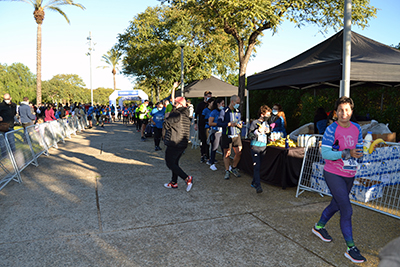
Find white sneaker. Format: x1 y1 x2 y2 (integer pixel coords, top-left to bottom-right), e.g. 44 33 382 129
210 164 217 171
229 165 232 171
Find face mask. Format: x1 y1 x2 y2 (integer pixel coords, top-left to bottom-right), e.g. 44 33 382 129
206 97 210 101
233 103 240 109
218 106 224 110
4 100 10 104
272 109 278 115
158 107 163 111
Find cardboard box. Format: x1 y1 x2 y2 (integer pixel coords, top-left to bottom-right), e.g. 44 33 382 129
372 133 396 142
350 178 383 203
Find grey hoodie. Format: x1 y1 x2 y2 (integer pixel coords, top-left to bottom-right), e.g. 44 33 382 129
19 101 36 123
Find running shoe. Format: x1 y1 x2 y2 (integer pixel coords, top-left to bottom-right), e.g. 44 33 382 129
206 160 212 166
210 164 217 171
256 186 263 193
345 246 366 263
164 182 178 189
230 167 241 177
141 137 146 142
157 146 162 151
312 224 332 242
186 176 193 192
224 170 230 180
200 156 206 163
251 181 256 188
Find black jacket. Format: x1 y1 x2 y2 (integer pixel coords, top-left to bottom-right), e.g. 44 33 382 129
163 107 191 149
0 101 17 128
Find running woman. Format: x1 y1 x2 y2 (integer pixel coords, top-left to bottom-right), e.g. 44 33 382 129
312 96 366 263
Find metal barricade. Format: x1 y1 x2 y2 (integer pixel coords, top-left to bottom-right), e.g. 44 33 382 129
40 122 58 149
296 135 400 219
67 117 77 136
189 119 200 149
26 124 48 158
5 128 38 174
0 134 21 190
79 116 86 130
74 116 82 132
58 119 70 139
49 120 65 144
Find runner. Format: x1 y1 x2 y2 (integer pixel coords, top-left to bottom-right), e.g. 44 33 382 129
312 96 366 263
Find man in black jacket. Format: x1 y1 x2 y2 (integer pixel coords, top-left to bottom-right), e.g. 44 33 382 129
163 97 193 192
0 93 17 131
0 93 17 155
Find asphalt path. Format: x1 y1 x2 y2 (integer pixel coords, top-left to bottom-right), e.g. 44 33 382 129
0 121 399 266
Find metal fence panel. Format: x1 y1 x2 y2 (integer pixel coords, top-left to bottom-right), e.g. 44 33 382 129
26 124 48 158
296 135 400 219
0 134 20 191
40 122 57 149
49 120 64 144
5 129 37 173
66 117 77 137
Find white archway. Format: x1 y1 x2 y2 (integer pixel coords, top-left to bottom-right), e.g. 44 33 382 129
109 89 148 107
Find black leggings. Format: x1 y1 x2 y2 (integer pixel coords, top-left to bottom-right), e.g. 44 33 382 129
153 127 162 147
165 146 188 183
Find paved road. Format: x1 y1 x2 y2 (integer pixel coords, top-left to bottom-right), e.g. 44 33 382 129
0 122 399 266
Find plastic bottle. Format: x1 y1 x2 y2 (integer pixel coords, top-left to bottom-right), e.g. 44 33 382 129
363 131 373 154
285 135 290 149
332 140 339 151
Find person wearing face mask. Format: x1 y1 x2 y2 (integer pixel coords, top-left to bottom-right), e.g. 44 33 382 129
0 93 17 132
150 102 166 151
0 93 17 156
162 97 193 192
207 98 225 171
195 91 212 163
218 95 243 179
248 105 272 193
268 103 287 138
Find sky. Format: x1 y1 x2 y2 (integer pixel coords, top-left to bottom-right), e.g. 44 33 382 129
0 0 399 91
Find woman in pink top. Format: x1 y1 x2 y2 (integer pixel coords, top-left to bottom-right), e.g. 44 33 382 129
311 96 366 263
44 104 56 122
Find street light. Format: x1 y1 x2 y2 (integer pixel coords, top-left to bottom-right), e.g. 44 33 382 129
86 31 96 105
177 40 185 98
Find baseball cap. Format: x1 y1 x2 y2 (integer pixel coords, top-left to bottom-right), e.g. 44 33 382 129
174 97 186 107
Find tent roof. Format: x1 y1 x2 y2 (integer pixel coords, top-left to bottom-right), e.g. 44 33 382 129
247 30 400 91
175 75 240 98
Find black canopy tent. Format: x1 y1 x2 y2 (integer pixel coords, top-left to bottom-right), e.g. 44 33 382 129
247 30 400 91
175 75 241 98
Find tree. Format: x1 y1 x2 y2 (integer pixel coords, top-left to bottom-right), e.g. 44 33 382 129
4 0 85 104
0 62 36 103
42 74 85 104
98 48 122 91
163 0 377 110
117 5 238 97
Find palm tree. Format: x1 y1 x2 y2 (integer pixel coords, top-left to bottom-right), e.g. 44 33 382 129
98 48 122 90
6 0 85 104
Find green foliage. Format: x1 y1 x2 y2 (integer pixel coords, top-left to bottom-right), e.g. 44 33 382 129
163 0 377 110
116 5 238 96
0 62 36 103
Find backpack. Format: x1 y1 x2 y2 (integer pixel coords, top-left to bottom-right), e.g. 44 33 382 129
144 124 153 137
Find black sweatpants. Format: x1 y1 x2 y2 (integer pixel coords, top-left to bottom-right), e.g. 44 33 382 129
153 127 162 147
165 146 188 183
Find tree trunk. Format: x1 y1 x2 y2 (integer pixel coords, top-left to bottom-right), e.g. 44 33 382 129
36 23 42 105
112 69 116 90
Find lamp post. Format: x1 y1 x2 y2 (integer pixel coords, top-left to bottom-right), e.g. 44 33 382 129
86 31 95 105
178 40 185 98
